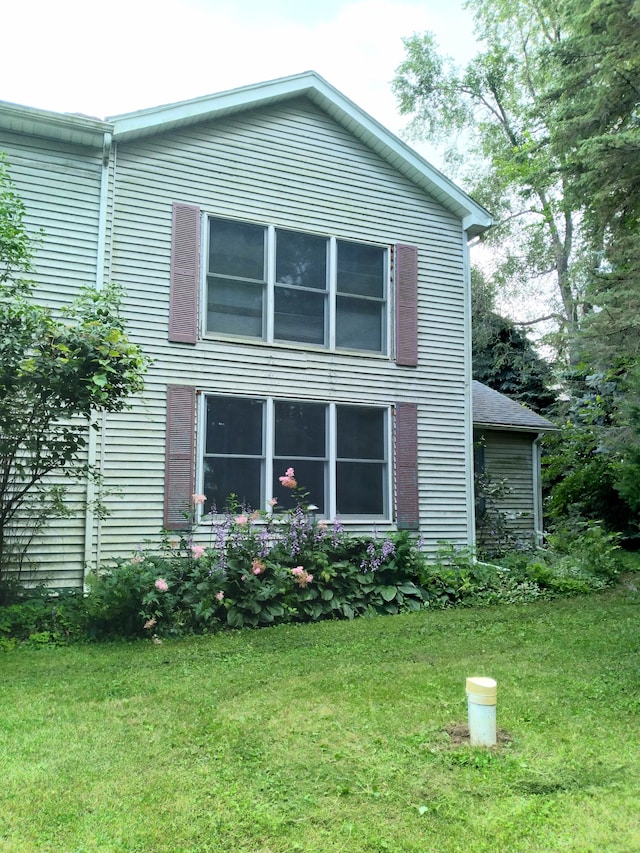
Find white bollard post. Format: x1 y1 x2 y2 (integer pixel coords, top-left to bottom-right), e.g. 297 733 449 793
466 676 497 747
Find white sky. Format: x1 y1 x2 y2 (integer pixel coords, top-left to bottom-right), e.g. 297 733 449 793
1 0 479 171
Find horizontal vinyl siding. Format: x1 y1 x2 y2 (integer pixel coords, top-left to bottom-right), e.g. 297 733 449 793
98 100 470 561
480 430 536 538
0 133 103 587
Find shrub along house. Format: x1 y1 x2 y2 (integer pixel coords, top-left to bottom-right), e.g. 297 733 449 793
0 72 496 589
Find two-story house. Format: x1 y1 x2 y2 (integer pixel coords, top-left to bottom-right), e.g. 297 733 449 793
0 71 495 589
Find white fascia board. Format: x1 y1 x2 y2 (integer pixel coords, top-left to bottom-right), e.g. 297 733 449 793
0 100 110 148
109 71 493 234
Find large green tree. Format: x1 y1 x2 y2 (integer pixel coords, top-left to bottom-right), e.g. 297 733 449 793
0 156 148 583
546 0 640 367
393 0 587 353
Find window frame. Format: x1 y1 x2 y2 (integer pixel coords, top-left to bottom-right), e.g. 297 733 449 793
196 393 392 521
202 215 390 356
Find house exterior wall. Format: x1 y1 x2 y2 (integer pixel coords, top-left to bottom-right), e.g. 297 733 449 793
475 428 538 543
0 130 104 586
95 100 473 564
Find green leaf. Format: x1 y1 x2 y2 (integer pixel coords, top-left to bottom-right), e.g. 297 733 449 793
380 586 398 602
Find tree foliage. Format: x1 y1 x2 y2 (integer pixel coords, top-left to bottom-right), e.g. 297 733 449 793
546 0 640 368
0 156 148 581
471 268 556 413
393 0 587 348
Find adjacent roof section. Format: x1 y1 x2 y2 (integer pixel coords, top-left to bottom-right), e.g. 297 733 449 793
0 100 109 149
108 71 493 238
472 381 557 432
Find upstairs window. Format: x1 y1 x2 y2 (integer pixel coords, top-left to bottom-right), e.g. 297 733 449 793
206 217 387 354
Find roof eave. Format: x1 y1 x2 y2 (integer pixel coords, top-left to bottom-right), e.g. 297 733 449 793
109 71 493 233
0 100 110 148
473 421 559 433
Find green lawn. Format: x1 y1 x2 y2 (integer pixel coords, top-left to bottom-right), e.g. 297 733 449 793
1 587 639 852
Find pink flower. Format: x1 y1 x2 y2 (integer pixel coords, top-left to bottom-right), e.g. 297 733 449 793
278 468 297 489
235 514 248 525
155 578 168 592
191 544 205 559
279 476 297 489
268 498 278 507
291 565 313 587
192 493 207 505
252 558 266 575
131 553 144 565
250 510 261 521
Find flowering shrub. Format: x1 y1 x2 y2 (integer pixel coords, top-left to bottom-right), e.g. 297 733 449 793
85 468 430 636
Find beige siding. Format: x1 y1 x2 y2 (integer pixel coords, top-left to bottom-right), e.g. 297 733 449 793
477 429 537 541
96 100 471 563
0 131 104 587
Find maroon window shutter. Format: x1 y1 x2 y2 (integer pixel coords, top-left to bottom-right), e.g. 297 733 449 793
395 244 418 367
396 402 419 530
164 385 196 530
169 202 201 344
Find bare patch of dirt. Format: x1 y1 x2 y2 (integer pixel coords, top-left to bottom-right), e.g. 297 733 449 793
445 722 513 745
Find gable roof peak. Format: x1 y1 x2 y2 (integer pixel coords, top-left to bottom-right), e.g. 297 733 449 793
108 71 492 237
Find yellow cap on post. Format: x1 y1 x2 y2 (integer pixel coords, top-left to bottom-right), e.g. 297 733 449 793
466 676 497 706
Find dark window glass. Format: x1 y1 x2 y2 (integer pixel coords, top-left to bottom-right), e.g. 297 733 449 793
276 231 327 290
209 218 265 280
336 462 385 515
337 406 385 460
272 459 326 513
207 278 263 337
275 402 326 457
336 296 383 351
206 397 263 455
203 457 262 513
337 241 384 298
274 288 326 345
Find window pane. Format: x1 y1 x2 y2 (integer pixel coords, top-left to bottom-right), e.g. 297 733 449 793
336 296 383 352
275 401 326 457
274 287 326 345
337 406 385 459
276 230 327 290
206 397 263 455
337 461 385 515
337 241 384 298
204 457 262 513
272 459 326 513
208 277 263 337
209 218 265 280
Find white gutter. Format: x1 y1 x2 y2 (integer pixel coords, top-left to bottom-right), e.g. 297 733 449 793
83 131 112 581
532 433 544 546
462 225 476 548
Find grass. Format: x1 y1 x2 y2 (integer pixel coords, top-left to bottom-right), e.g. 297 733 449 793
1 585 639 852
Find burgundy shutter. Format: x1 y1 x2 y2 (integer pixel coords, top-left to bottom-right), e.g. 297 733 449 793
169 202 201 344
395 244 418 367
396 402 419 530
164 385 196 530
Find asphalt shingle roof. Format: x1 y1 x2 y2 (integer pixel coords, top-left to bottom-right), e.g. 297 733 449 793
472 381 557 432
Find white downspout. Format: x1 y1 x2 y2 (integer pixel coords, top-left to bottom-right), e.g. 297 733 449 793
83 131 112 582
532 432 544 546
462 225 476 548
